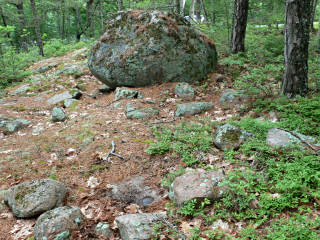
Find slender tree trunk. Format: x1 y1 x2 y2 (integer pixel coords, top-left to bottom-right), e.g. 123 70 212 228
30 0 44 56
310 0 318 31
282 0 313 97
61 0 65 39
200 0 208 22
9 1 28 50
117 0 123 11
180 0 186 15
99 0 104 33
87 0 95 38
231 0 249 54
174 0 180 14
195 0 201 21
189 0 195 19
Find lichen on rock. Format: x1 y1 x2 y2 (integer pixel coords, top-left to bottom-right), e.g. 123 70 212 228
88 10 218 88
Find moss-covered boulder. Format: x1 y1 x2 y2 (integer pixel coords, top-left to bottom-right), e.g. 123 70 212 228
34 206 85 240
0 115 31 134
4 179 67 218
88 10 217 88
213 124 253 151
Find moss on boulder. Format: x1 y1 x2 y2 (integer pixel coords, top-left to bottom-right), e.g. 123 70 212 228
88 11 217 88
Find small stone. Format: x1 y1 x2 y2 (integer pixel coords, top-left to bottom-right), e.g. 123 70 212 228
95 222 112 238
52 107 67 122
175 82 195 100
9 85 30 96
218 89 248 108
114 88 142 101
125 103 159 120
0 116 31 135
176 102 213 116
99 84 114 93
47 91 72 105
63 99 78 108
266 128 318 149
34 206 85 240
213 124 253 151
115 213 164 240
4 179 67 218
169 169 224 206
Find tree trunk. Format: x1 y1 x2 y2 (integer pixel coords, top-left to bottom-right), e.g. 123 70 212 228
117 0 123 11
9 1 28 50
311 0 318 31
200 0 208 22
282 0 313 97
180 0 186 15
174 0 180 14
61 0 65 39
30 0 44 56
87 0 95 38
231 0 249 54
189 0 195 19
195 0 201 21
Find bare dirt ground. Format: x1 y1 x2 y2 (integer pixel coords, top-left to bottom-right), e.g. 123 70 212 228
0 49 246 239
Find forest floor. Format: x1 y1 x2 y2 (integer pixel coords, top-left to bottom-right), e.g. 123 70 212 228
0 47 319 240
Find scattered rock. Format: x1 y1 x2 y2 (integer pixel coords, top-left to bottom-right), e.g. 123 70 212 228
36 63 57 73
175 82 195 100
88 11 217 88
213 124 253 151
266 128 318 149
169 169 225 206
47 91 72 105
69 88 82 99
34 206 85 240
56 65 84 78
125 103 159 120
99 84 115 93
115 87 142 101
9 85 31 96
176 102 213 116
218 89 248 108
4 179 67 218
115 213 164 240
0 116 31 134
109 175 162 206
71 48 88 60
95 222 112 239
63 99 78 108
52 107 67 122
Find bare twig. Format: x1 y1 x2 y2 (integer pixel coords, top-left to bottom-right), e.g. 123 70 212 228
278 128 319 155
103 140 124 162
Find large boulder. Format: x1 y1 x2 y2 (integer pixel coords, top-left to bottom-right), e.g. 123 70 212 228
4 179 67 218
88 11 217 88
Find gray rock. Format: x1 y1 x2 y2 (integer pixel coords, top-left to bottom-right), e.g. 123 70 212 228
9 85 31 96
36 63 57 73
34 206 85 240
115 87 142 101
266 128 318 149
125 103 159 120
47 91 72 105
99 84 115 93
56 65 84 78
63 99 78 108
113 101 123 108
116 213 164 240
71 48 88 60
88 11 217 88
95 222 112 238
69 88 82 99
175 82 194 100
169 169 224 206
52 107 67 122
213 124 252 151
4 179 67 218
218 89 248 109
0 116 31 134
109 175 162 206
176 102 213 116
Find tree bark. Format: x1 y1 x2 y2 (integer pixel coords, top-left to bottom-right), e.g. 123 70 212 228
189 0 195 19
195 0 201 20
30 0 44 56
174 0 180 14
282 0 313 97
61 0 65 39
87 0 95 38
231 0 249 54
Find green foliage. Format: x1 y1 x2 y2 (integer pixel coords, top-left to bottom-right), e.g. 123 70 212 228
146 122 213 165
253 95 320 137
177 198 210 217
266 215 320 240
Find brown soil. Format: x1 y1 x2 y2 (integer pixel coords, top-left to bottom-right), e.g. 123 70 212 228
0 49 246 240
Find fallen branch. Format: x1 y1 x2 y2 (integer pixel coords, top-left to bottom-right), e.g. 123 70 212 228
278 128 319 155
103 140 124 162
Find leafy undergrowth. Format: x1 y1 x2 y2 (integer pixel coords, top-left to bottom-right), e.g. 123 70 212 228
147 113 320 239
